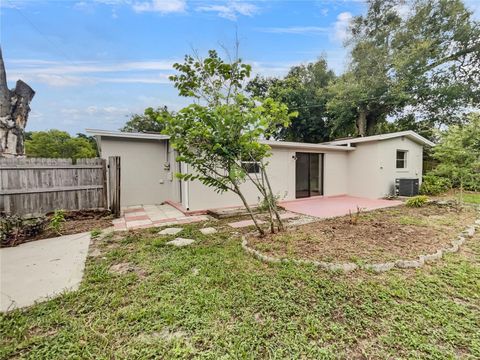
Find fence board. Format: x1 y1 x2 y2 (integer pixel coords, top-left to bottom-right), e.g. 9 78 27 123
108 156 121 218
0 157 107 216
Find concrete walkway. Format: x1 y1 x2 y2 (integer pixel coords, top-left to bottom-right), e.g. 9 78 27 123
113 204 208 231
280 195 402 219
0 232 91 312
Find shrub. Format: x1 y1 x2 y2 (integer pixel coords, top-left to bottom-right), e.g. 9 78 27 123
49 209 66 235
1 214 46 247
420 174 451 195
406 195 429 207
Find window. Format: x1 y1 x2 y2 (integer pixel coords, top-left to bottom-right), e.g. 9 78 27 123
396 150 407 169
241 161 260 174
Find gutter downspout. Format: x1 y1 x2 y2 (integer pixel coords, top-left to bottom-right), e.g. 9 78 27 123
183 163 190 210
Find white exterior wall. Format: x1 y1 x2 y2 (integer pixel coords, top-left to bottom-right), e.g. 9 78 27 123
95 134 424 210
377 137 423 196
346 141 382 198
346 137 423 198
99 137 180 207
186 147 349 211
324 151 348 196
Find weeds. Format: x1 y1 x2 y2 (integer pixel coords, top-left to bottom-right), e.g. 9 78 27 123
48 209 66 235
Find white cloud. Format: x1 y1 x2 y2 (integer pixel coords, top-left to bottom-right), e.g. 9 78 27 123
8 59 176 74
132 0 186 14
196 1 258 21
257 26 328 35
33 74 95 87
61 105 130 117
333 11 353 43
7 59 176 87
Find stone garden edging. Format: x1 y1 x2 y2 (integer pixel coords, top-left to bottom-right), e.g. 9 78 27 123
241 207 480 273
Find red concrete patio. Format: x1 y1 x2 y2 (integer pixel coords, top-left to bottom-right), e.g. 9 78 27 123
280 195 402 218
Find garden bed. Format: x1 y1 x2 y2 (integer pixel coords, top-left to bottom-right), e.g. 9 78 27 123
248 203 477 263
1 209 113 247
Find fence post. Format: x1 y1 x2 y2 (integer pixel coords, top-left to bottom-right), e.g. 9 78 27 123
101 159 108 209
108 156 121 218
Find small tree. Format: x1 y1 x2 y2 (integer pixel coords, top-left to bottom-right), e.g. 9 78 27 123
160 50 296 236
432 113 480 202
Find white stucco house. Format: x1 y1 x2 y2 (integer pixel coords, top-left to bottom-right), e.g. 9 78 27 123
86 129 434 212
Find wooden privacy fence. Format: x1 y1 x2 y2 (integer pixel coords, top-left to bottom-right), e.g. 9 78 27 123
108 156 121 218
0 157 108 216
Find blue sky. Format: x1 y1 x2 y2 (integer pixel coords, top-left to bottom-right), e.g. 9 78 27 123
1 0 479 135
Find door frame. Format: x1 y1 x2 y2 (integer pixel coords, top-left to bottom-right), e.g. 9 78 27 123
295 152 324 198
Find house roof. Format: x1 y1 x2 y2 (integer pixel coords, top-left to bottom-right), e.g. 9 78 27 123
86 129 169 140
86 129 353 151
86 129 433 149
323 130 435 147
261 139 354 151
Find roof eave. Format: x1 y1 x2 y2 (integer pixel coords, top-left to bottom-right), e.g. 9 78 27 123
86 128 170 141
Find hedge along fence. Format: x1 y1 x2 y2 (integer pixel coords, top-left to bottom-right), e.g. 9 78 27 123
0 157 107 216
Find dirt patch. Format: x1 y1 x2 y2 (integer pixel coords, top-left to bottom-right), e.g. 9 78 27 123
248 204 477 263
1 209 112 247
109 262 149 277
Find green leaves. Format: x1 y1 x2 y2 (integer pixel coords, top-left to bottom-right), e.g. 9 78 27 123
431 113 480 191
121 106 171 133
25 130 97 160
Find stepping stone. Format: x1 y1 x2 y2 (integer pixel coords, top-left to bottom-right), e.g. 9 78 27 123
199 227 217 235
228 219 265 228
279 212 299 220
158 227 183 235
166 237 195 247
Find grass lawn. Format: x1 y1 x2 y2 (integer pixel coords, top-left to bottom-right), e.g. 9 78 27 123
1 214 480 359
462 192 480 205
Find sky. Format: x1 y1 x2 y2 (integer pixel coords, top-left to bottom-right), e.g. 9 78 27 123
1 0 479 135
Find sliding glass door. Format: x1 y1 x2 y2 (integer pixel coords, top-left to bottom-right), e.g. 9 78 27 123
295 153 323 198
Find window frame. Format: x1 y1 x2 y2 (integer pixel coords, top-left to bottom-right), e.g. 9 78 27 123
396 150 408 169
241 161 260 174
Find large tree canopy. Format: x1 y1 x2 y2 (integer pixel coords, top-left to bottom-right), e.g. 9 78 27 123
431 112 480 193
328 0 480 137
247 59 336 143
25 130 97 160
121 106 172 133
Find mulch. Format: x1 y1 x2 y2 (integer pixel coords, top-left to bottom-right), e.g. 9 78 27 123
248 204 477 263
1 209 113 247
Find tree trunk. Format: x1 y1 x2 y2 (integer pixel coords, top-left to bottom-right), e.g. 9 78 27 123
232 182 265 237
0 47 35 157
366 114 376 136
356 107 367 137
261 164 284 232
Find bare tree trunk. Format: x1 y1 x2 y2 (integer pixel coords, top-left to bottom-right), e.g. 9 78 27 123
356 107 367 137
260 168 276 234
232 182 265 237
261 163 285 232
0 47 35 157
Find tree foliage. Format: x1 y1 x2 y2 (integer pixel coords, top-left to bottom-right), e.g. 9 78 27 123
248 0 479 140
25 130 97 160
121 106 172 133
248 59 336 143
430 113 480 195
159 50 296 235
328 0 480 137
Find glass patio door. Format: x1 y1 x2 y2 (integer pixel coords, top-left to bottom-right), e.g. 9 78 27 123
295 153 323 198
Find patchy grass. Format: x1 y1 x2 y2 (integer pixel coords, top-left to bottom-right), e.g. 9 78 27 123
1 219 480 359
249 204 477 263
462 192 480 204
398 215 428 226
